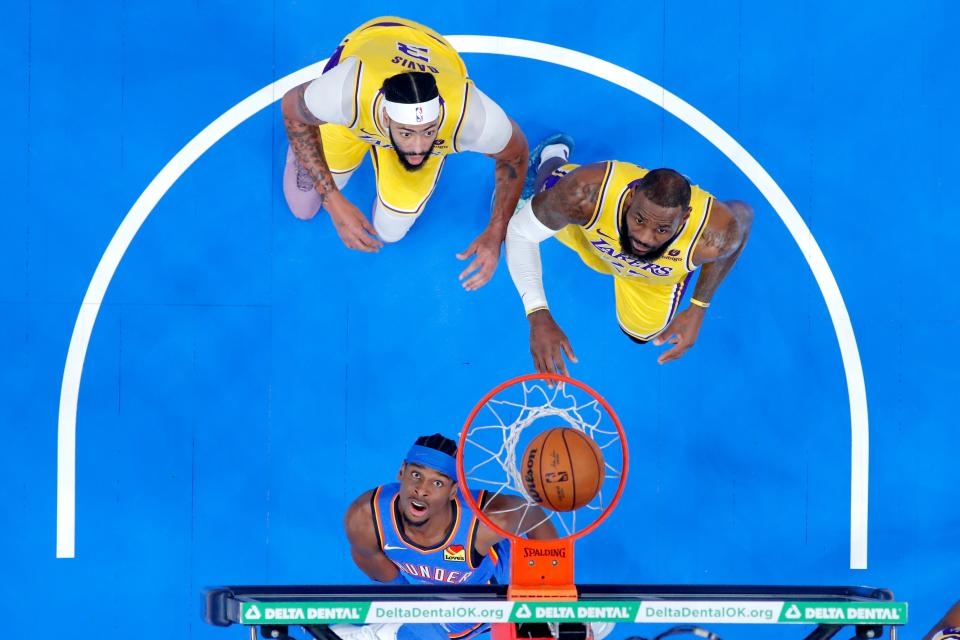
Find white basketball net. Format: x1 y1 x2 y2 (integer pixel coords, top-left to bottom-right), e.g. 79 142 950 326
461 380 624 538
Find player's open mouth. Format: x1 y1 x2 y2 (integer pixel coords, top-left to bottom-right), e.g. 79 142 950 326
409 499 428 515
631 239 653 253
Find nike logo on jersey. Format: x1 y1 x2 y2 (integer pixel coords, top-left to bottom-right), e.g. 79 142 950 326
382 544 408 551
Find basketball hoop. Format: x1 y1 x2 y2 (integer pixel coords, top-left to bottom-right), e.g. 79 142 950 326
457 373 629 602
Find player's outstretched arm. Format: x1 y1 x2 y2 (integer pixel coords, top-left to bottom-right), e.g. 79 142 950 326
654 199 754 364
281 81 382 252
474 494 559 550
458 119 529 291
505 165 605 376
343 490 402 582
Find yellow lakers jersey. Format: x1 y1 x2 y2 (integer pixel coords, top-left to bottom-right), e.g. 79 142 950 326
332 17 474 156
576 161 715 286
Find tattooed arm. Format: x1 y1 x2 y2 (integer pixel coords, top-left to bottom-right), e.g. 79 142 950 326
505 164 606 375
281 82 382 252
458 119 529 290
653 199 754 364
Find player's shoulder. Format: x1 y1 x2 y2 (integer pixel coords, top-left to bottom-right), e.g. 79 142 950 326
695 200 751 263
345 487 380 521
536 162 610 227
344 488 381 541
565 161 612 184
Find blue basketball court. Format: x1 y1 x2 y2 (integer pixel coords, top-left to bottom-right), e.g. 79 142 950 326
1 1 957 638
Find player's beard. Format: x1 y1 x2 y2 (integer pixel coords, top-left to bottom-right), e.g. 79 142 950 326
389 129 437 172
618 213 678 263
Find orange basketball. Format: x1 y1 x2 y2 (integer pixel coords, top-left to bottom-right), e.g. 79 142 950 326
521 427 605 512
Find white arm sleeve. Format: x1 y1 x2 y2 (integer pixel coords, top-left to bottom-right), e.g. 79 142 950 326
302 56 359 125
457 86 513 155
506 199 560 315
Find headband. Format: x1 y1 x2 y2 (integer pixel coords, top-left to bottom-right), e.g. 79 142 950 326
405 444 457 480
383 96 441 125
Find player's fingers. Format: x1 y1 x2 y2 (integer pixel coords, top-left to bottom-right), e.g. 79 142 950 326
456 243 479 261
561 340 578 364
657 344 685 364
358 215 377 235
357 220 383 248
459 258 481 282
351 231 380 253
551 345 569 377
463 262 494 290
533 352 548 376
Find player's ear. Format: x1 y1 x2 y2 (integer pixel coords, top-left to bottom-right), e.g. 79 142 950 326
683 205 693 221
397 463 406 481
382 110 391 130
448 482 458 500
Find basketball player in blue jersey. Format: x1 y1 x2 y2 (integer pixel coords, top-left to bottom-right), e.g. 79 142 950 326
339 434 556 640
506 137 753 372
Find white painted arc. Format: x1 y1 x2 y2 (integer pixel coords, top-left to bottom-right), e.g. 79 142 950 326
54 60 330 559
55 36 868 569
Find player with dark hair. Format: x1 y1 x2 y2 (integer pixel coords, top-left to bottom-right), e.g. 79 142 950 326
281 17 528 290
505 136 753 370
340 433 555 640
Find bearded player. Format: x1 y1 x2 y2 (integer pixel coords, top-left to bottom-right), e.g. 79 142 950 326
282 17 528 290
339 434 555 640
506 136 753 371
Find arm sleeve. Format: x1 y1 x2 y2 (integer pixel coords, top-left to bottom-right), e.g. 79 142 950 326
457 85 514 155
302 56 359 126
505 199 561 315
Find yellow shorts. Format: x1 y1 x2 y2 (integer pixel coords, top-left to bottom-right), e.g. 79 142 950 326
554 225 690 341
319 123 446 215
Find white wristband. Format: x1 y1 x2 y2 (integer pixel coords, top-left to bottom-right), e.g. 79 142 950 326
505 198 559 315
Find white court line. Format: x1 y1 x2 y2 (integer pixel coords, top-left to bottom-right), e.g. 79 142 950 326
56 36 868 569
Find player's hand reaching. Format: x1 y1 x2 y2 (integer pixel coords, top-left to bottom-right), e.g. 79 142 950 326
653 305 706 364
528 309 578 377
457 226 502 290
326 193 383 253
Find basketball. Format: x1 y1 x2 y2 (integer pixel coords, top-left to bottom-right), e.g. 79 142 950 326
521 427 605 512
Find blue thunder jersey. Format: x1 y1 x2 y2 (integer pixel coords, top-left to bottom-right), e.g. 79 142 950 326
371 484 508 640
370 483 505 585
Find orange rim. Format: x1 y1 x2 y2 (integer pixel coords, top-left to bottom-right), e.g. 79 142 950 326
456 373 629 543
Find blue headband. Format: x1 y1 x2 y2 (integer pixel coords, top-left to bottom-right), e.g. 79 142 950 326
405 444 457 480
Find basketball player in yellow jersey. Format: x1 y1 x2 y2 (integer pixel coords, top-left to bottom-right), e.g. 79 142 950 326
280 17 528 290
506 139 753 371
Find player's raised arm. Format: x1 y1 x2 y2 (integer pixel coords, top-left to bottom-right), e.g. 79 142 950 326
456 85 530 290
653 199 753 364
343 490 402 582
457 119 529 291
281 75 382 252
474 493 559 549
505 164 605 376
